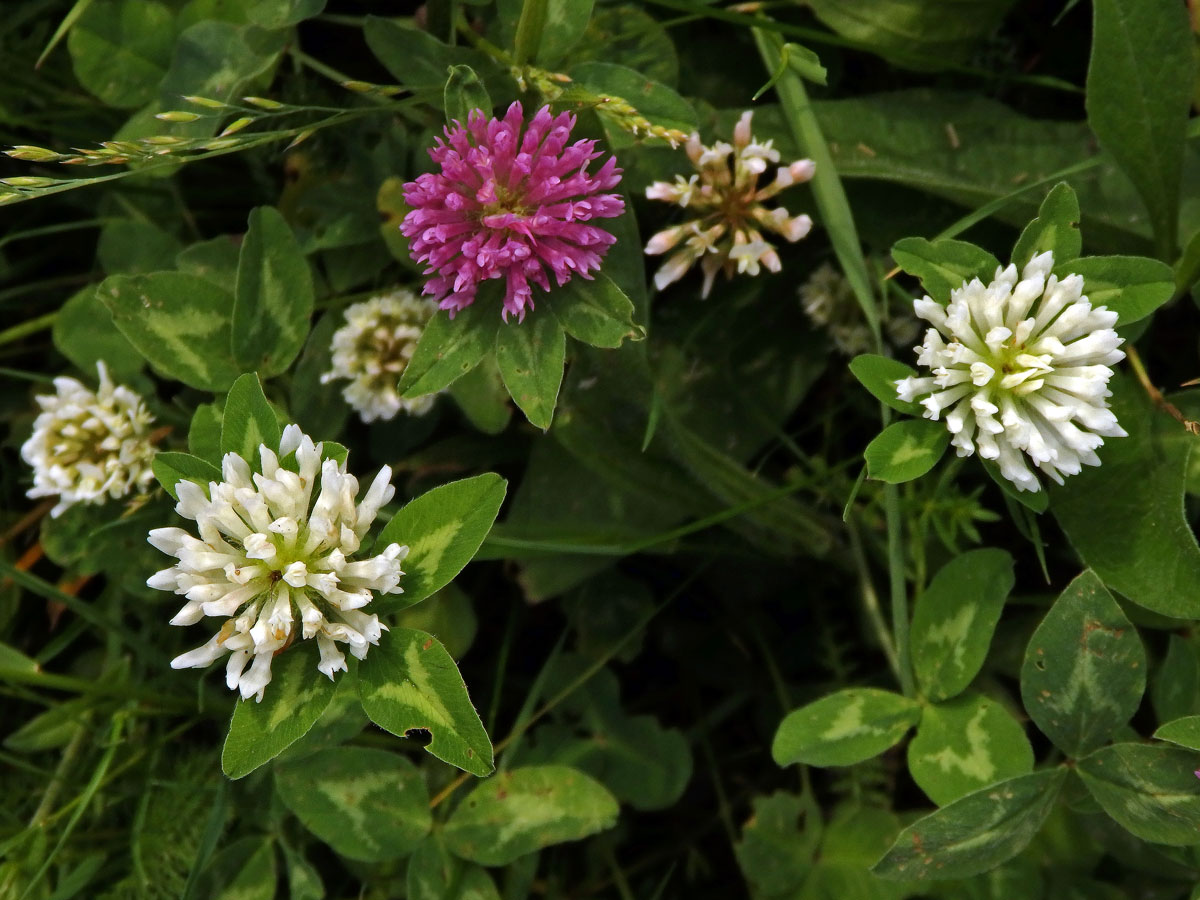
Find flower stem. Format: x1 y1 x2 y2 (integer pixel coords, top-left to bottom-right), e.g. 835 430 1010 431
0 310 56 347
1128 344 1200 434
513 0 549 65
752 27 880 344
847 515 901 684
885 483 915 697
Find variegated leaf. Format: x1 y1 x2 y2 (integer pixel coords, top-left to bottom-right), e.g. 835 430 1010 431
910 548 1014 701
1154 715 1200 751
358 628 494 776
373 473 507 609
443 765 619 866
873 768 1067 880
275 747 431 861
232 206 314 378
1020 570 1145 757
220 372 282 468
907 692 1033 806
98 271 240 391
407 836 500 900
221 643 340 779
864 420 950 484
772 688 921 767
1077 742 1200 846
221 838 277 900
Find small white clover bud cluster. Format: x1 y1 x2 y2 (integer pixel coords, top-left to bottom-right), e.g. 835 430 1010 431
800 263 921 355
21 361 156 517
321 290 438 423
896 251 1126 492
644 110 815 297
148 425 406 702
800 263 873 356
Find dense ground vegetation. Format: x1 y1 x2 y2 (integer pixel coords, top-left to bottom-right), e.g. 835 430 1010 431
1 0 1199 897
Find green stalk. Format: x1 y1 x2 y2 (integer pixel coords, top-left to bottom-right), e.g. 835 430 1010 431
0 311 56 347
885 483 915 697
754 26 915 694
752 28 880 343
513 0 549 65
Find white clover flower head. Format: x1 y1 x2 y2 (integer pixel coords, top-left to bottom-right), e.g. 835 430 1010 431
895 251 1127 492
148 424 408 701
320 289 439 423
20 361 156 517
643 109 815 297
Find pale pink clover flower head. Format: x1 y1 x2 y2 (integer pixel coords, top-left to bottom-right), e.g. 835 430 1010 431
401 102 626 322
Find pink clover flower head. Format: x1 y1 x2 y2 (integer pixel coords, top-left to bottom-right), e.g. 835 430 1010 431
401 102 626 322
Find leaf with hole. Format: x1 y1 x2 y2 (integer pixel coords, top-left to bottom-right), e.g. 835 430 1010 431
1011 182 1081 267
358 628 493 776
